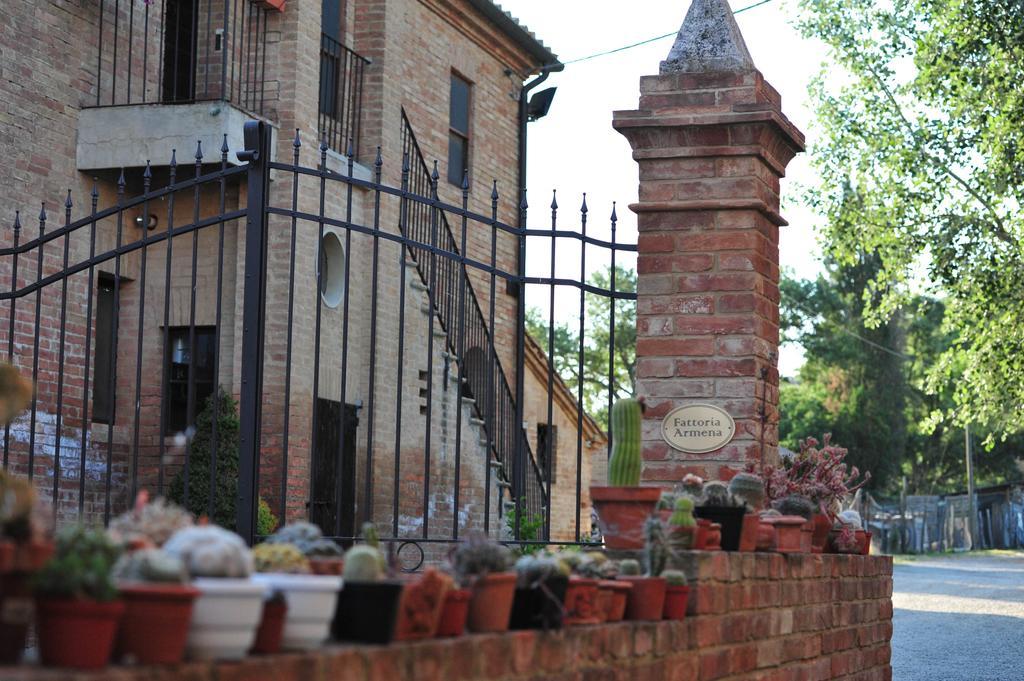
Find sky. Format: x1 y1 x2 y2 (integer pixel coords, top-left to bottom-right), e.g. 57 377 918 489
501 0 830 376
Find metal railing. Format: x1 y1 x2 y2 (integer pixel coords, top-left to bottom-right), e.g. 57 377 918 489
90 0 272 117
0 121 636 564
399 110 548 535
318 34 370 159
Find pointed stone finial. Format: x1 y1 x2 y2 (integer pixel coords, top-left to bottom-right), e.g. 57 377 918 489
661 0 755 74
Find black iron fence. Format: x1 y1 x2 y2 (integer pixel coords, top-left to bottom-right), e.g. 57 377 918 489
91 0 273 116
319 34 370 159
0 121 635 565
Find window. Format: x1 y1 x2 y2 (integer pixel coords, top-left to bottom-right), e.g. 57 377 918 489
92 275 117 424
161 0 198 103
448 73 471 186
165 327 217 435
537 423 557 484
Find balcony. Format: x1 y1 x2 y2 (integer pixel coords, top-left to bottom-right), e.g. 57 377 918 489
318 33 370 162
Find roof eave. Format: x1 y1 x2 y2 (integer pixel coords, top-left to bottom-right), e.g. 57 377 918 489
466 0 560 71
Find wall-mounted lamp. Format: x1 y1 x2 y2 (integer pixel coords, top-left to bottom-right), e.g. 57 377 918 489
135 213 158 231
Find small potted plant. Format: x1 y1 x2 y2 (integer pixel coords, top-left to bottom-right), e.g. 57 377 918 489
729 472 766 552
590 397 661 549
509 553 569 630
333 523 404 644
830 509 870 555
565 551 606 625
33 525 124 669
251 542 342 650
0 469 53 664
112 547 198 664
661 569 689 620
108 492 194 550
265 521 344 575
435 579 472 637
162 524 267 660
618 558 666 621
452 533 515 633
395 568 453 640
668 496 697 553
694 481 747 551
769 495 816 553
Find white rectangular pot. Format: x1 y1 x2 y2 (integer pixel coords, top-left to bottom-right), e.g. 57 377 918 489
251 573 343 650
187 578 267 660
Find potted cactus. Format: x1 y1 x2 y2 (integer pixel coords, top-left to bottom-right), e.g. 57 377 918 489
729 472 766 552
829 509 870 555
108 492 194 550
561 551 604 626
452 533 515 633
251 541 342 650
162 524 267 660
661 569 689 620
112 547 198 664
694 481 748 551
265 521 344 575
333 523 404 643
395 568 453 640
509 553 569 630
589 397 661 549
435 582 472 637
33 525 124 669
765 496 815 553
668 495 697 553
618 558 667 621
0 470 53 664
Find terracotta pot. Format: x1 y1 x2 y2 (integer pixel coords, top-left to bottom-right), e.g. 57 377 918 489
694 519 710 550
593 584 612 623
36 598 125 669
436 588 471 637
563 576 600 626
705 523 722 550
860 531 872 556
800 521 814 553
466 572 516 633
250 596 287 654
589 486 662 550
510 576 568 631
395 569 451 640
810 513 832 553
755 518 776 551
621 576 666 621
602 580 632 622
694 506 746 550
11 539 54 572
738 513 760 552
764 516 805 553
309 557 344 576
0 571 32 664
662 584 689 620
116 583 199 664
332 580 404 644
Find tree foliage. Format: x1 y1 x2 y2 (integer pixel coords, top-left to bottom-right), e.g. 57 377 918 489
797 0 1024 439
526 265 636 429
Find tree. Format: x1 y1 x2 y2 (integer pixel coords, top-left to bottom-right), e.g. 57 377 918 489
797 0 1024 441
526 265 636 428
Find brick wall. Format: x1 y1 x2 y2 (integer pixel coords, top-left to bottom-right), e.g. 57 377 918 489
0 553 893 681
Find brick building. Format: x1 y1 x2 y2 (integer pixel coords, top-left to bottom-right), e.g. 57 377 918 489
0 0 605 548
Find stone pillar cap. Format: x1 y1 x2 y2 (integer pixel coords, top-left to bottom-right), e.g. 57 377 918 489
661 0 755 74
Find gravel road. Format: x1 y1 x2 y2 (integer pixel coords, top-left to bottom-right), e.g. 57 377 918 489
891 552 1024 680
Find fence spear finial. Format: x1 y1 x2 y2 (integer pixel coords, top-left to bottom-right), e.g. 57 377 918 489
491 180 499 203
12 210 20 233
550 189 558 211
580 192 588 215
194 140 203 164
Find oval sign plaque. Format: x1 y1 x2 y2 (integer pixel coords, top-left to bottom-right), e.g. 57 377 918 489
661 404 736 454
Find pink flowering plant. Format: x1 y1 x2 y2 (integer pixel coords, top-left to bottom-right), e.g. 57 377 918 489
751 434 870 518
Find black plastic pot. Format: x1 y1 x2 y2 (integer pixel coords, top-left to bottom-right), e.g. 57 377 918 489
694 506 747 551
331 580 404 644
509 576 569 631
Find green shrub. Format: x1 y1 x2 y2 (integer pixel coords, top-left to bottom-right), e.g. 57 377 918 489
257 497 279 537
34 525 121 601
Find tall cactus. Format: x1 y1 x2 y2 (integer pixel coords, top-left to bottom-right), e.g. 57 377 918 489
608 397 643 486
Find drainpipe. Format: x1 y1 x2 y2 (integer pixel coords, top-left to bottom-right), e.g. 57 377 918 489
513 62 562 538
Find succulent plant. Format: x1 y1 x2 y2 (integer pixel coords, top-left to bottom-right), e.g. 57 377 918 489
644 515 668 577
655 491 677 512
700 481 741 507
608 397 643 486
163 525 254 578
515 553 569 589
662 569 687 586
266 521 343 557
452 533 512 584
575 551 617 579
679 473 705 498
670 497 697 528
108 492 194 548
0 469 36 541
834 527 860 553
668 496 697 553
34 525 121 601
760 508 782 518
835 509 863 530
342 522 388 582
728 472 766 509
772 494 816 521
253 542 311 574
618 558 642 576
113 547 189 584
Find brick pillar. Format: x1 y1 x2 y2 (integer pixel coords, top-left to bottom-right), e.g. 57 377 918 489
612 0 804 483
